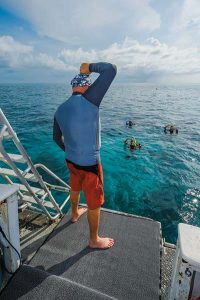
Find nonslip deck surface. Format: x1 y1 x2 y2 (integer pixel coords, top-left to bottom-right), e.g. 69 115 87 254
1 209 161 299
0 264 114 300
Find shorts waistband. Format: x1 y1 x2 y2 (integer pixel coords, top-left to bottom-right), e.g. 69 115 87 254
66 159 100 176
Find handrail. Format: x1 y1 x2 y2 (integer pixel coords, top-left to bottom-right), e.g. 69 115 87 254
35 163 70 191
0 108 70 221
0 140 62 218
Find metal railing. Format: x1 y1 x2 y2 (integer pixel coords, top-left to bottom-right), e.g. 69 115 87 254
0 108 70 221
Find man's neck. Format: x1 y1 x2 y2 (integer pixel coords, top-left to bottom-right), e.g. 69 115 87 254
72 91 83 95
72 86 89 94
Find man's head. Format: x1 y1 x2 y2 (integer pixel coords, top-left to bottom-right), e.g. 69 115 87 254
71 74 92 94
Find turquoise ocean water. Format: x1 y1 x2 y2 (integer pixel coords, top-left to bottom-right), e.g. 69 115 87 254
0 83 200 243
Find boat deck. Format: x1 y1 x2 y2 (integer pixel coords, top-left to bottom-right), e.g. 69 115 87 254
0 208 169 299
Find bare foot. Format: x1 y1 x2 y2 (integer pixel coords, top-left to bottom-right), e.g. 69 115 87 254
71 207 87 223
89 237 114 249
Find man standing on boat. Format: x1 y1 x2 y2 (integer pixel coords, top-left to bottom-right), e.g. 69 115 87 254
53 62 117 249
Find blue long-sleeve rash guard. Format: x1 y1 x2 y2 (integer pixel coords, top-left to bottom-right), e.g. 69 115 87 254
53 62 117 166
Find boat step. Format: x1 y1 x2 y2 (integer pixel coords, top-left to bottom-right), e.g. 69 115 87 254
0 167 37 182
0 152 26 163
22 195 54 209
18 184 46 196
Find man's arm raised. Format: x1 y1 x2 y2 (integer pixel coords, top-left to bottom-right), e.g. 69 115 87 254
82 62 117 107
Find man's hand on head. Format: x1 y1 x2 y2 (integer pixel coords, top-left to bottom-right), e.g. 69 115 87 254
80 63 91 74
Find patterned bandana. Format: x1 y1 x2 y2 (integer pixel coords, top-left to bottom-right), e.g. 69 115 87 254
70 74 92 87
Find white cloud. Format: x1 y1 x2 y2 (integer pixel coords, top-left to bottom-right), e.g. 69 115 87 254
0 35 32 67
0 0 160 45
171 0 200 47
180 0 200 30
59 37 200 76
0 35 74 71
0 35 200 83
36 54 75 71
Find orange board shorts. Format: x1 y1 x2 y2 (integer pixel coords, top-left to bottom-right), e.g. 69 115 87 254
66 161 104 210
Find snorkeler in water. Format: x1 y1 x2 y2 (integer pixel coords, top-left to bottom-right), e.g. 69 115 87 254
124 137 142 150
164 124 178 134
126 120 135 128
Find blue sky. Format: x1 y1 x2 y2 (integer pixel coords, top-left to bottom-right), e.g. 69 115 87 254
0 0 200 83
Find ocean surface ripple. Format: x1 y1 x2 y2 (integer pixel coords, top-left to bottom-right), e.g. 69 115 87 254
1 83 200 243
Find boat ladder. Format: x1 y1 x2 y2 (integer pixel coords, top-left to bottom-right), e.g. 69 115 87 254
0 109 70 221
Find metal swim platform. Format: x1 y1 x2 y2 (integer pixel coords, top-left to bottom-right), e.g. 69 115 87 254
0 209 162 300
0 109 70 220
